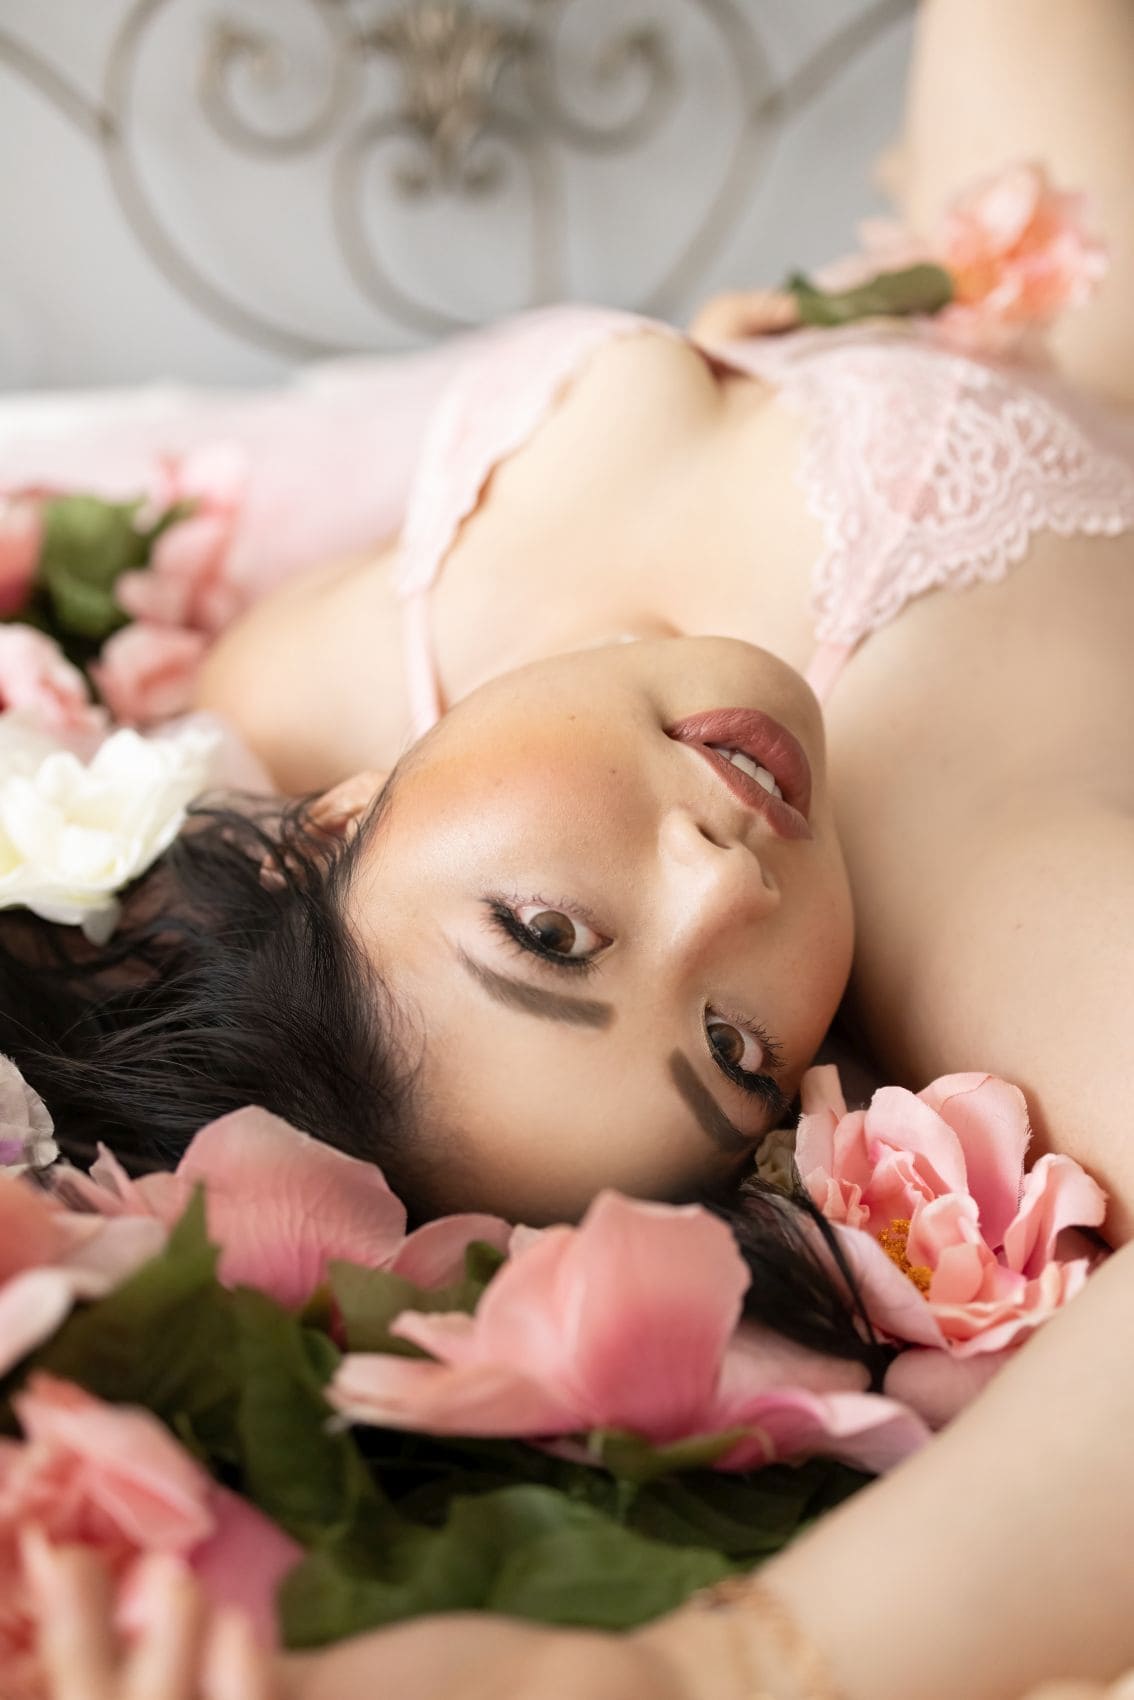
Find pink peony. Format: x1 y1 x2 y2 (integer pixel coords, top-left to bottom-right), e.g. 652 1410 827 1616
55 1105 512 1310
0 626 106 736
0 1161 165 1380
116 443 248 637
91 622 209 726
810 163 1105 355
0 1373 302 1683
0 497 42 619
796 1066 1107 1372
935 161 1107 350
330 1190 929 1475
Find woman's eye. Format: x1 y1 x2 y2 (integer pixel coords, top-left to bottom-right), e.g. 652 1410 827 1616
706 1015 765 1074
513 903 606 961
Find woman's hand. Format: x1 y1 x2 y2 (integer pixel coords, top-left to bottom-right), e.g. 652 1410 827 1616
24 1540 1134 1700
281 1615 702 1700
687 288 801 345
24 1532 275 1700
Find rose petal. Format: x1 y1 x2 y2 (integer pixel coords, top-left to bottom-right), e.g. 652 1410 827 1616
0 1270 77 1377
330 1353 578 1438
187 1487 301 1648
919 1075 1031 1246
883 1347 1012 1427
720 1389 929 1475
1002 1154 1108 1276
387 1213 513 1289
12 1375 215 1550
174 1108 408 1308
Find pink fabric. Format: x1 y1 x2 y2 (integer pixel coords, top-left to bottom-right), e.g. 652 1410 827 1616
0 331 496 601
394 307 673 734
6 309 1134 743
392 309 1134 734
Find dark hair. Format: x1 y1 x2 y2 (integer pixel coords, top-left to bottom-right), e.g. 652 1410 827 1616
0 791 885 1382
0 788 432 1213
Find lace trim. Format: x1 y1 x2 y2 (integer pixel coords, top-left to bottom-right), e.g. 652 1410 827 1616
762 338 1134 647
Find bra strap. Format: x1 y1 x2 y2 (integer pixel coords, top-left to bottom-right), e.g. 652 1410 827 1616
400 588 445 741
804 640 854 704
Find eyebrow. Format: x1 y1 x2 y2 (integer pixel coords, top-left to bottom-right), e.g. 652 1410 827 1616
667 1050 759 1155
453 948 762 1154
455 949 615 1028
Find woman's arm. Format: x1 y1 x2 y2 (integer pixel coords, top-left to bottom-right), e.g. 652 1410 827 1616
720 1238 1134 1699
896 0 1134 404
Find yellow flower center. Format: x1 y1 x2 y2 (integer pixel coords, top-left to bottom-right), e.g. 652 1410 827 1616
876 1218 933 1295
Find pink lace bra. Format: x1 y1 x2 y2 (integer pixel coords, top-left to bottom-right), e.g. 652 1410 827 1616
393 306 1134 738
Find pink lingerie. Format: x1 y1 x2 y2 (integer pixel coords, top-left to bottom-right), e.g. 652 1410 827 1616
5 305 1134 748
392 306 1134 740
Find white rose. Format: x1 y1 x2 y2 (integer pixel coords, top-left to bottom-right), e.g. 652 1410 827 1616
0 718 219 943
0 1052 58 1173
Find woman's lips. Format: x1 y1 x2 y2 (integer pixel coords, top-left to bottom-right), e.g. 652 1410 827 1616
665 708 813 841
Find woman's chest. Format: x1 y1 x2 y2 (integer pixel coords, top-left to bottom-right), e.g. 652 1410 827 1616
406 325 1134 792
424 335 824 700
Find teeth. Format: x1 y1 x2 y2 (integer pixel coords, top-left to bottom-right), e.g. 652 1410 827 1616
711 746 783 799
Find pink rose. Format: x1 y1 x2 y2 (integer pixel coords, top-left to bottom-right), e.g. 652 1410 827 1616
796 1067 1108 1376
330 1189 928 1475
55 1105 512 1310
91 623 209 726
0 625 106 736
0 1160 165 1380
811 163 1106 356
0 497 42 619
0 1374 302 1681
116 443 248 636
935 161 1107 350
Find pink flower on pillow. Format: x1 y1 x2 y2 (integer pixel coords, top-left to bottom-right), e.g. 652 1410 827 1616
116 443 248 637
935 161 1107 350
796 1066 1107 1366
0 497 42 619
330 1189 929 1475
91 622 209 726
0 1092 165 1377
56 1105 512 1310
0 625 106 736
0 1373 301 1686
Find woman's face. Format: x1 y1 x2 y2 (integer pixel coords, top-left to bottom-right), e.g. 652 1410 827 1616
346 637 853 1222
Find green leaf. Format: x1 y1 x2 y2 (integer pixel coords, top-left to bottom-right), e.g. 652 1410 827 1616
626 1460 871 1562
230 1288 386 1546
37 493 150 641
787 263 954 328
329 1241 506 1358
487 1498 730 1627
28 1192 241 1462
279 1485 730 1647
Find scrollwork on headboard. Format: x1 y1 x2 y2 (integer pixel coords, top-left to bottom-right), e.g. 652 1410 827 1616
0 0 912 360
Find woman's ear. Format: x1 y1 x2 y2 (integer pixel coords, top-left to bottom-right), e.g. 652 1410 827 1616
307 769 390 839
258 770 389 891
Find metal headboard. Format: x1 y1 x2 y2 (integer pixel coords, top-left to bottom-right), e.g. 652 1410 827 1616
0 0 914 378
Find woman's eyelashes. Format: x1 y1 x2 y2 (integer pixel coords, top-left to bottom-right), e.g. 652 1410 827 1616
481 898 786 1105
484 897 607 975
704 1014 786 1108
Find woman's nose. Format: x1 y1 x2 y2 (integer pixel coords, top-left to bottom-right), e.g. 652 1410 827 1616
656 807 780 956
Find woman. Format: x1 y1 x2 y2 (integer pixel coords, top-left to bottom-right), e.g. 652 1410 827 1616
8 0 1134 1692
183 0 1134 1249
